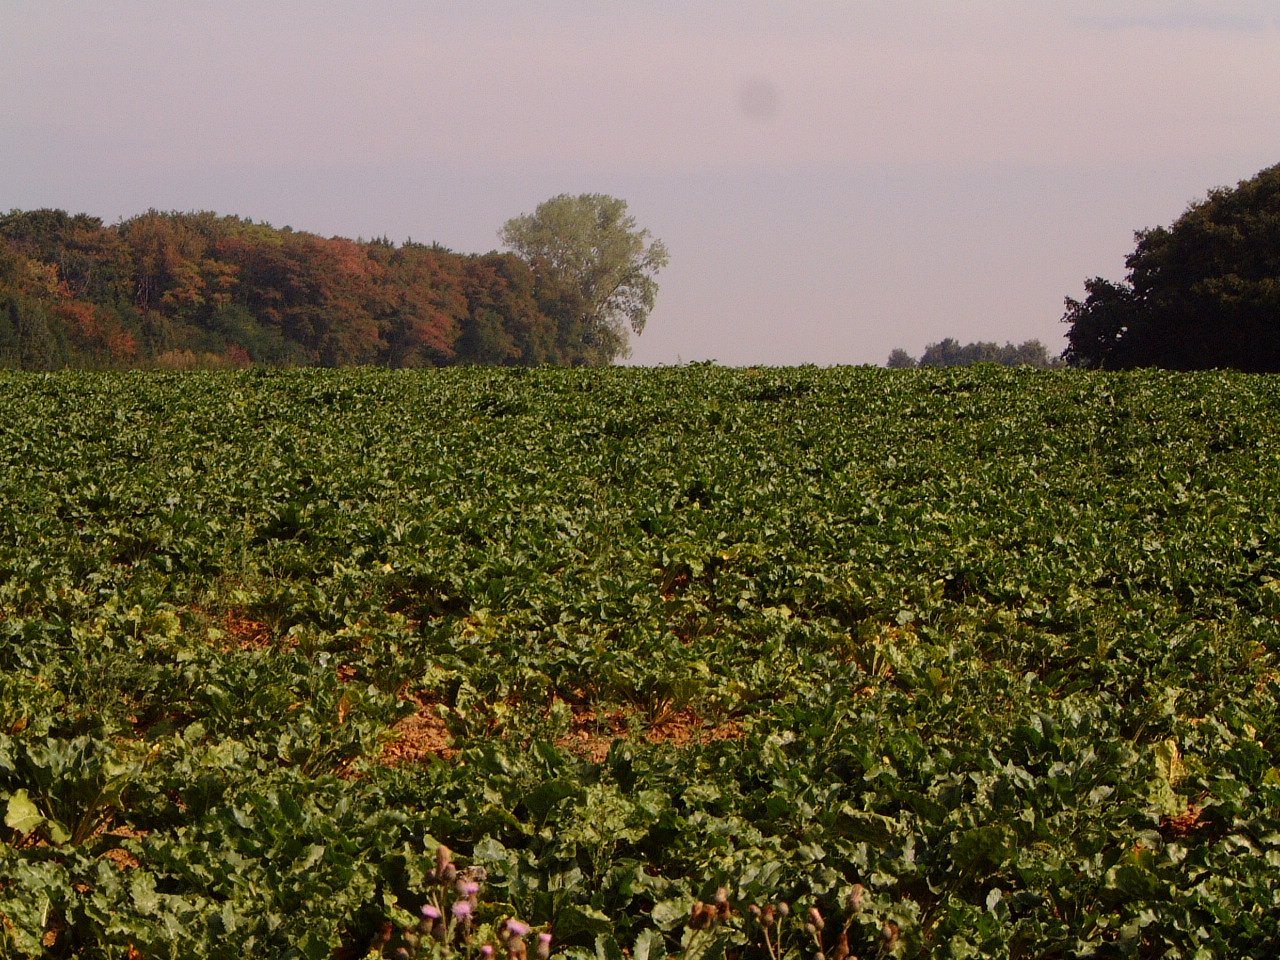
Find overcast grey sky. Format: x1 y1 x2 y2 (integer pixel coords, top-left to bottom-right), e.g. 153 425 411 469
4 1 1280 365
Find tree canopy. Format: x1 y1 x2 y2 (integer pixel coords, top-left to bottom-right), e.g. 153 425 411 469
1063 162 1280 371
499 194 668 365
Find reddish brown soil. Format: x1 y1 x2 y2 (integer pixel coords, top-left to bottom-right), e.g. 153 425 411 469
556 704 744 763
220 610 275 649
1159 803 1205 840
379 698 456 764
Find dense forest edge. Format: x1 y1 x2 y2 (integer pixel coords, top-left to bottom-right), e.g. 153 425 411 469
0 208 622 370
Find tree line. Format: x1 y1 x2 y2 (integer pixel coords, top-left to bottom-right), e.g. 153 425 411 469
0 196 665 370
886 338 1063 369
10 161 1278 374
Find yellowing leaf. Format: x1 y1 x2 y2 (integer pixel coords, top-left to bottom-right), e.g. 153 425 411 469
1154 740 1185 786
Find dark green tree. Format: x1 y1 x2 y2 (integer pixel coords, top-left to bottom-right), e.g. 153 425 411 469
1064 162 1280 370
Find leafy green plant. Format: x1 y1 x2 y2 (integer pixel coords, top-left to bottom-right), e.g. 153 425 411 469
1 367 1279 957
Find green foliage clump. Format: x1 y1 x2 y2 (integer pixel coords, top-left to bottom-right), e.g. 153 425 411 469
499 194 668 365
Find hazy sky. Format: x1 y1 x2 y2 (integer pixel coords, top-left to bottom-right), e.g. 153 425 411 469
4 1 1280 365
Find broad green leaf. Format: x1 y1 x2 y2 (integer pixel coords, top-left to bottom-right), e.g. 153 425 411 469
832 806 903 845
651 899 691 931
633 927 667 960
4 790 46 836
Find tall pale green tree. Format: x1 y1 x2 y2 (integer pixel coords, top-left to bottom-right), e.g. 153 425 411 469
499 194 668 364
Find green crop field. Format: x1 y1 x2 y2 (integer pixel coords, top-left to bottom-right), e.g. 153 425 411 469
1 366 1277 959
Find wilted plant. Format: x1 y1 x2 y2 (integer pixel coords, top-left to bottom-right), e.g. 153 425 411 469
680 887 732 960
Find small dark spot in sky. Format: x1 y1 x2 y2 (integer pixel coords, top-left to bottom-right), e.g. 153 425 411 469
737 78 780 120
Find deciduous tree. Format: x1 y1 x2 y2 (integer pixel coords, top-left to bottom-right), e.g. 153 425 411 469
499 194 668 365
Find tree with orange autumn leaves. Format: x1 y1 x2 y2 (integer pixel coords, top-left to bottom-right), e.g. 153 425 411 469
0 205 655 370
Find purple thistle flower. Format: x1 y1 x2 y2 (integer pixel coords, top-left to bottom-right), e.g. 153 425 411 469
505 919 531 938
536 932 552 960
481 945 495 959
452 900 473 920
422 904 442 920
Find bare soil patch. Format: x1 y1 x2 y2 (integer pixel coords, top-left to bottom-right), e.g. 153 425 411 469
379 698 456 764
